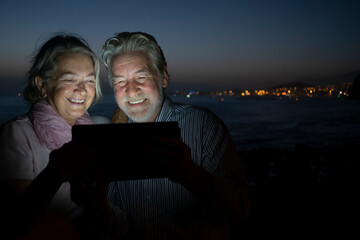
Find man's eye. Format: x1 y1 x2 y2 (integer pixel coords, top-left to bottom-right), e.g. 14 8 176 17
137 76 147 82
114 80 126 86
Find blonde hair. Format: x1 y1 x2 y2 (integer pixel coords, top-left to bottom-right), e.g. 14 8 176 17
24 34 102 104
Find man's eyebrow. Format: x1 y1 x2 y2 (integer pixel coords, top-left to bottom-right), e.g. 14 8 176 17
112 69 150 79
112 75 125 80
134 69 150 74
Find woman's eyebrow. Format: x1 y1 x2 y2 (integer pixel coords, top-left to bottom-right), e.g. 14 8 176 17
57 71 95 78
85 72 95 77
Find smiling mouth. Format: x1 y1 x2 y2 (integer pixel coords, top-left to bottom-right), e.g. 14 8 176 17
68 98 85 104
129 99 145 105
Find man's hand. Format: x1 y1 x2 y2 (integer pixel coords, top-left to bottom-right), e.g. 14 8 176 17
141 136 198 183
70 170 109 211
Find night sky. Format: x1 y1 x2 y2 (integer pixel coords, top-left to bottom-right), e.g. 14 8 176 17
1 0 360 94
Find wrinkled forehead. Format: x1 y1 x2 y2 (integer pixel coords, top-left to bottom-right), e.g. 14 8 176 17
52 53 95 78
111 52 156 74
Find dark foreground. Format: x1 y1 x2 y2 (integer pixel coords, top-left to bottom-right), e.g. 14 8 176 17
232 143 357 238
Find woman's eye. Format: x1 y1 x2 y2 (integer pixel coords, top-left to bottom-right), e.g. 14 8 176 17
64 79 75 83
86 79 96 84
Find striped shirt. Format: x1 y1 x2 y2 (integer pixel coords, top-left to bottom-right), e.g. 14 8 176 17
108 96 249 239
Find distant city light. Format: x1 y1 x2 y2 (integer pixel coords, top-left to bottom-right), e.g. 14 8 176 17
173 81 352 100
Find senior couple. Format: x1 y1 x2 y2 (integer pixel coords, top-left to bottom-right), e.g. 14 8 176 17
0 32 250 239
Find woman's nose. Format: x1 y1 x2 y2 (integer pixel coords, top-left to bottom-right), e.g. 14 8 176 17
75 80 86 93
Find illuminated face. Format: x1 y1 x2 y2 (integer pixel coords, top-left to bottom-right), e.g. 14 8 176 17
37 53 96 126
111 52 168 122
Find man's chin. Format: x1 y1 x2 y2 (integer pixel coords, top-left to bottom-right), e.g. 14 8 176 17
127 111 152 123
129 116 149 123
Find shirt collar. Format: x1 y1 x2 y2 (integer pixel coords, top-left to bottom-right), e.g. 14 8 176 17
155 96 174 122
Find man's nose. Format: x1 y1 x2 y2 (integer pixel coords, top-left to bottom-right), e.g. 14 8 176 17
125 81 139 96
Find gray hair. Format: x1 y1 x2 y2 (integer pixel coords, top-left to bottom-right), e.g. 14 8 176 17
23 34 102 104
101 32 168 86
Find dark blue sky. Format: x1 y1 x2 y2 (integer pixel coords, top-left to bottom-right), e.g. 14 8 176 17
1 0 360 94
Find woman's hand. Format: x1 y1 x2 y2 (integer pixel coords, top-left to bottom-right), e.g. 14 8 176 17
70 173 115 239
47 142 97 182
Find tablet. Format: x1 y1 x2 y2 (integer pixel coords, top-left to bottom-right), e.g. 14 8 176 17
72 121 180 142
72 122 180 180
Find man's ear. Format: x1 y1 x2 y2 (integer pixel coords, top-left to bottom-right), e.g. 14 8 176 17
35 76 47 98
162 66 169 88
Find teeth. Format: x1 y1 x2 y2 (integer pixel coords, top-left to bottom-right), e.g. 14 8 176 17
129 99 145 104
68 98 85 104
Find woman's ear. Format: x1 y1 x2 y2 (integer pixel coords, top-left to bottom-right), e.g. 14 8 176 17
35 76 47 98
162 66 169 88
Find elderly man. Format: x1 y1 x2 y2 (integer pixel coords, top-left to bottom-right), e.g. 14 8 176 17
101 32 250 239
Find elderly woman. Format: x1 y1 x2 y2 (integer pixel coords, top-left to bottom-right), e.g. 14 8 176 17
0 34 103 239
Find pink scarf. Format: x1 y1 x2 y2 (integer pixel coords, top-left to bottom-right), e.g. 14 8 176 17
29 100 93 150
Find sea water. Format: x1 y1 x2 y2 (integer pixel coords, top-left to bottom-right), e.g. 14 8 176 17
1 94 359 151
